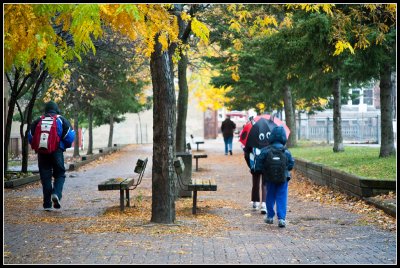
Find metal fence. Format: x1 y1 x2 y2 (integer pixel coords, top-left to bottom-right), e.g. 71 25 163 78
297 116 381 144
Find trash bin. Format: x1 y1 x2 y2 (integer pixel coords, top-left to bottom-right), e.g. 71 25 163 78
175 152 192 198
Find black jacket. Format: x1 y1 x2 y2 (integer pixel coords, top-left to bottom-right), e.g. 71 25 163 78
221 119 236 138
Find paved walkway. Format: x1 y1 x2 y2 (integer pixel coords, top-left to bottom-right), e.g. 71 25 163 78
4 138 397 264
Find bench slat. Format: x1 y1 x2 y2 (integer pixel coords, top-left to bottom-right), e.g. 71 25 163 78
188 178 217 191
98 178 135 191
193 154 207 159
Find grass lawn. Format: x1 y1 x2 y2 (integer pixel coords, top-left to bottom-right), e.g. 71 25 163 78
289 141 396 180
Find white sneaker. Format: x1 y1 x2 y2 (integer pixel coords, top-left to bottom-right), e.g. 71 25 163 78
51 194 61 209
252 201 260 210
260 202 266 214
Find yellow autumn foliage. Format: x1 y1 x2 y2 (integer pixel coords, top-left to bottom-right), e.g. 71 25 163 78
333 40 355 56
5 4 210 78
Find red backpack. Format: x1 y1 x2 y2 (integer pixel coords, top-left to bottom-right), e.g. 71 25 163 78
31 115 60 154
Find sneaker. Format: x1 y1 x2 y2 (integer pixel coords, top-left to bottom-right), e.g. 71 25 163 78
260 202 267 214
264 216 273 224
251 202 256 209
278 219 286 228
254 202 260 210
229 150 232 155
51 194 61 209
44 207 53 212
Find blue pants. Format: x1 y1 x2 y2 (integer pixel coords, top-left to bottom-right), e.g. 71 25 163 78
38 149 66 209
265 180 288 220
223 136 233 154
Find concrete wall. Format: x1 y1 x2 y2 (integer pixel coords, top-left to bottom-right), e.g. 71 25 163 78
294 158 396 198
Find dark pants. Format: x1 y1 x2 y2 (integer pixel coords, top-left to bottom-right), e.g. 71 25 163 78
251 172 266 202
38 149 66 209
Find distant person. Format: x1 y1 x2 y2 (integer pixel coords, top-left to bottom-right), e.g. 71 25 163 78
243 145 267 214
221 115 236 155
28 101 75 211
256 126 294 227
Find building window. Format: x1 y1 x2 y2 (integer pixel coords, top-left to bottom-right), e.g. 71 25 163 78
364 89 373 105
352 89 360 105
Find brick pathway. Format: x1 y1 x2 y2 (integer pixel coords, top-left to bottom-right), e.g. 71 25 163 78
4 139 397 264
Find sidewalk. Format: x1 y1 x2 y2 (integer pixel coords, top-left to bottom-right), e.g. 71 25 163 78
3 138 397 264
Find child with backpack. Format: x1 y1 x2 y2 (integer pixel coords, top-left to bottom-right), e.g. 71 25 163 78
255 126 294 227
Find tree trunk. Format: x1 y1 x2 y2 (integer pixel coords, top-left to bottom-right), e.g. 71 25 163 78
108 116 114 148
20 70 47 172
73 90 80 157
137 112 143 144
4 70 22 172
176 51 189 152
174 5 192 153
332 77 344 152
379 65 395 157
87 105 93 155
297 111 302 140
16 102 27 172
150 38 176 224
21 71 47 172
283 85 296 147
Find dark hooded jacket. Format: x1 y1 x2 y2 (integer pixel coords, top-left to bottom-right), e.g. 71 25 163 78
28 101 75 151
254 126 295 181
221 117 236 138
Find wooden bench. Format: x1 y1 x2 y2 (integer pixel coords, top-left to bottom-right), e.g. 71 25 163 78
98 157 148 211
193 154 208 171
174 157 217 214
190 134 205 151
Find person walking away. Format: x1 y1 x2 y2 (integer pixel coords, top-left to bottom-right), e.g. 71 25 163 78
28 101 75 211
256 126 294 227
221 115 236 155
244 145 267 213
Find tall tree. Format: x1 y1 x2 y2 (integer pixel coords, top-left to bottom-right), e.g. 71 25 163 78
150 36 177 223
171 4 209 153
100 4 209 223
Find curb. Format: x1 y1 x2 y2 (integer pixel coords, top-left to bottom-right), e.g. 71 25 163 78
4 145 124 189
4 174 41 188
68 146 122 171
363 197 397 218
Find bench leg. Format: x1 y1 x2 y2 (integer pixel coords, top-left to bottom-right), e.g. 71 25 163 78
120 189 125 211
196 158 199 171
192 190 197 214
197 144 200 151
126 189 130 207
